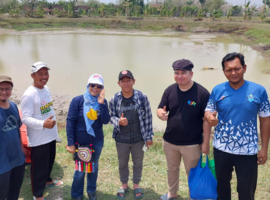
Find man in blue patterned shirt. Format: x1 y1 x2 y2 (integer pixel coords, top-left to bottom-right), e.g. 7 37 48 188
109 70 153 199
205 52 270 200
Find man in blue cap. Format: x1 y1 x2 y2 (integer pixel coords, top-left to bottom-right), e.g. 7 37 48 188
157 59 211 200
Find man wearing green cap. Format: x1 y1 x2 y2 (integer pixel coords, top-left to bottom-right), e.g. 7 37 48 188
0 75 25 200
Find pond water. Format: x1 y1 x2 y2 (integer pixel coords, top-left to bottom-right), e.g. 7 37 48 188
0 30 269 130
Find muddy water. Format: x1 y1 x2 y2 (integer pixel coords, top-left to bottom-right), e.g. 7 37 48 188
0 30 269 130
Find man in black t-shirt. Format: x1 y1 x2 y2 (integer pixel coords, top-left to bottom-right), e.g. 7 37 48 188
157 59 211 200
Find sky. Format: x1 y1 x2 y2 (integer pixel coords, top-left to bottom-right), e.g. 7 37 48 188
46 0 263 5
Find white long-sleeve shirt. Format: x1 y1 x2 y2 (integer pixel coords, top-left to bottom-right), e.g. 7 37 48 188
21 85 58 147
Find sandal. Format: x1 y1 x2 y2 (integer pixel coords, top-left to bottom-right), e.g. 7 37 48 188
159 193 177 200
46 180 63 187
134 188 144 199
117 187 128 200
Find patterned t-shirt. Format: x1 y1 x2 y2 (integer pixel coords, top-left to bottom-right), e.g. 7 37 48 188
206 81 270 155
0 101 25 174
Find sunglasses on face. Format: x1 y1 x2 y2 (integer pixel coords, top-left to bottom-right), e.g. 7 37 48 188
89 84 102 89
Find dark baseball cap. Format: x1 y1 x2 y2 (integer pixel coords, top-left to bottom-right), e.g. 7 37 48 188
172 59 194 71
0 75 13 86
118 70 134 81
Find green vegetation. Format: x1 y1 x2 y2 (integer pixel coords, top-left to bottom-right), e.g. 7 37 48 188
18 124 270 200
0 0 269 20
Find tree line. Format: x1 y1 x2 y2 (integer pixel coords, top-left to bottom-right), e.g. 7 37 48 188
0 0 270 21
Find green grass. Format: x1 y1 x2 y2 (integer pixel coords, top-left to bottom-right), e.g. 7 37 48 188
18 124 270 200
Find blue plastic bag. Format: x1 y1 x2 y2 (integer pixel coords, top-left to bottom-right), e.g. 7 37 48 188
188 154 217 200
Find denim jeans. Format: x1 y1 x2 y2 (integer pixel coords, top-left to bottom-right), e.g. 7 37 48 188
71 140 104 198
214 148 257 200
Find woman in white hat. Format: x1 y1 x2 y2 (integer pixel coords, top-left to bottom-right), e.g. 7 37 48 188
66 74 110 200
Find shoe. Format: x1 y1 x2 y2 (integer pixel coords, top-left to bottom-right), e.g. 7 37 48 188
88 192 97 200
33 197 46 200
46 180 63 187
159 193 176 200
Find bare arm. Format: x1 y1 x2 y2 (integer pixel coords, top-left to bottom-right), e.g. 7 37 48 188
201 118 212 154
19 130 26 156
204 111 219 126
258 116 270 165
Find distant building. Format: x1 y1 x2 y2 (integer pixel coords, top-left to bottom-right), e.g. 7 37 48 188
49 5 65 12
75 6 91 11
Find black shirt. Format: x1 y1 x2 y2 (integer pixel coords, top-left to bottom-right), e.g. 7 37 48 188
158 82 210 145
116 95 143 144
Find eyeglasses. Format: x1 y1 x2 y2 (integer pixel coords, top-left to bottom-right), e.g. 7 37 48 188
0 88 12 93
89 84 102 89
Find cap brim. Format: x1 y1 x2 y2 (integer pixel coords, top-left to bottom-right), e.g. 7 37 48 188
88 80 103 86
0 80 13 85
119 75 133 81
32 66 50 74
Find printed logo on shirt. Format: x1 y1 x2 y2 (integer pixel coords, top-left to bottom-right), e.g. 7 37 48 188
2 115 18 132
187 100 196 106
120 103 137 112
40 101 53 114
220 96 226 100
247 94 254 102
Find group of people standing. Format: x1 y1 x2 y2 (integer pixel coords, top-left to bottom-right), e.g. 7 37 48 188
0 52 269 200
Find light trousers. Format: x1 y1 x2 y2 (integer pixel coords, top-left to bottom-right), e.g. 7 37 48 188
163 140 201 195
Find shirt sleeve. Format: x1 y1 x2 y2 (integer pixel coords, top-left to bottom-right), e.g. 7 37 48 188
21 95 44 130
66 97 79 146
143 95 153 141
201 92 210 118
98 99 110 125
158 89 169 111
205 89 217 112
109 96 120 131
258 89 270 117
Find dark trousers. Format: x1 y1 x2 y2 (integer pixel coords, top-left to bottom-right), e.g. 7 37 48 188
116 141 144 184
31 140 56 197
214 148 257 200
0 163 25 200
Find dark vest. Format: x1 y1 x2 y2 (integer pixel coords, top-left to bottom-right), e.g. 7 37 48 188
115 96 143 144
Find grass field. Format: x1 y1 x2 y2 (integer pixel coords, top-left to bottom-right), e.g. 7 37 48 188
18 123 270 200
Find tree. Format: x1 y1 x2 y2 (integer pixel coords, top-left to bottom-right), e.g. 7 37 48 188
243 1 257 20
199 0 206 8
211 8 223 19
186 0 193 6
263 0 270 8
258 4 268 20
204 0 226 12
227 5 238 20
180 6 190 17
197 8 206 19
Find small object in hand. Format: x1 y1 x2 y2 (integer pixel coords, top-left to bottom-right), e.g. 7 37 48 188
142 144 148 152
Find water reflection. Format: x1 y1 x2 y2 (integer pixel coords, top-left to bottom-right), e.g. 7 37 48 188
0 31 269 129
